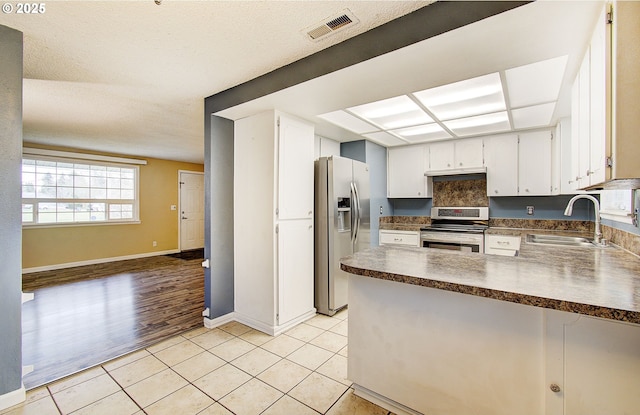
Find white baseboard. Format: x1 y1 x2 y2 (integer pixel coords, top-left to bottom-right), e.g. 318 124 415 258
0 385 25 412
234 309 317 336
203 312 237 329
353 384 423 415
22 249 181 274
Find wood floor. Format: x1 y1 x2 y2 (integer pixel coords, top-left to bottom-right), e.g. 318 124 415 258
21 251 205 390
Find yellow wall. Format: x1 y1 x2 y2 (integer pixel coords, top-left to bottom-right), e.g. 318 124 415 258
22 148 204 270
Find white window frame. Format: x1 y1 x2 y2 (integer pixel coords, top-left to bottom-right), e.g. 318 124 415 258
21 154 141 228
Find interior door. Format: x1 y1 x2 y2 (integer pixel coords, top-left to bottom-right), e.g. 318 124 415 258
179 171 205 250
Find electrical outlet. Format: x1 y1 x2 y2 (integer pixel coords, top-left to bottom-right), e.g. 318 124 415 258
153 241 157 247
526 206 534 215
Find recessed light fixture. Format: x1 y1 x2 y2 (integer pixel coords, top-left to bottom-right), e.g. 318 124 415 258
316 56 567 147
413 73 505 120
348 96 434 130
506 55 568 107
392 124 451 143
317 110 377 134
443 111 511 137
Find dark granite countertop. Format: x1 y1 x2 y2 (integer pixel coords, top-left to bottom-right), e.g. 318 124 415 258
340 233 640 324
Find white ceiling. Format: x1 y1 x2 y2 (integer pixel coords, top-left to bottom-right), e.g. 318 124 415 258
0 0 431 164
216 1 604 144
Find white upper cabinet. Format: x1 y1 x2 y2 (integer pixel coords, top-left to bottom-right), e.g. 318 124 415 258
485 131 555 197
518 131 553 196
427 138 484 173
387 144 432 198
485 134 518 196
428 141 454 171
568 2 640 189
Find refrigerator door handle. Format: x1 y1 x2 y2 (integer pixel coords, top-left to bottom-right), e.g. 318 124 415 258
350 182 357 244
353 181 361 245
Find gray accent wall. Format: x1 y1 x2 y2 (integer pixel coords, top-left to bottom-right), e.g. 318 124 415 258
0 24 24 399
203 112 235 319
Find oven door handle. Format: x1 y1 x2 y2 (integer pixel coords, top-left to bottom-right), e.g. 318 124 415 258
421 233 484 244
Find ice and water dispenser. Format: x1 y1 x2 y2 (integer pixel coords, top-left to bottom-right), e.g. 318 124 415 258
337 197 351 232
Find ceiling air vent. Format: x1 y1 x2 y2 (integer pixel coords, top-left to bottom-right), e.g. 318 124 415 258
303 9 359 42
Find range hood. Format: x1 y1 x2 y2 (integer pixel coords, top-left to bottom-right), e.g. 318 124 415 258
424 167 487 177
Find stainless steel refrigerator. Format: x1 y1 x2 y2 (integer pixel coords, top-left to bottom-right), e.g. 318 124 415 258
314 156 370 316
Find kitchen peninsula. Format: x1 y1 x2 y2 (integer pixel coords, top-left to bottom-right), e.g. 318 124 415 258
341 238 640 415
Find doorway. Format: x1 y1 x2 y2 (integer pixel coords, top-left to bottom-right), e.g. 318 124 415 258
179 171 205 251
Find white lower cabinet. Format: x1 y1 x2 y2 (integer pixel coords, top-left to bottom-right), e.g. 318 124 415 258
349 275 640 415
545 311 640 415
379 230 420 247
484 234 521 256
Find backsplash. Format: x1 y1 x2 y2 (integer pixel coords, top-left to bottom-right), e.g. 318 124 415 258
433 178 488 207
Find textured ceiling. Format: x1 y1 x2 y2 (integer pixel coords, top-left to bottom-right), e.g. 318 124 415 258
0 0 432 163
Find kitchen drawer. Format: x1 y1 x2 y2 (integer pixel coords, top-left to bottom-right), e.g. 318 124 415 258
485 234 521 256
379 230 420 247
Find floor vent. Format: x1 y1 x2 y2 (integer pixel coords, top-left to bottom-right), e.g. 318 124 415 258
303 9 359 41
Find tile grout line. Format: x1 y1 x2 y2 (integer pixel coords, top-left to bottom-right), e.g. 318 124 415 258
22 314 352 415
102 365 147 415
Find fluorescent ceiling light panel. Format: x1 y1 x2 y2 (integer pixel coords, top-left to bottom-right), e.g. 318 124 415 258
413 73 506 120
362 131 408 147
317 110 378 134
444 111 511 137
511 102 556 129
506 55 568 107
348 96 432 129
392 124 451 143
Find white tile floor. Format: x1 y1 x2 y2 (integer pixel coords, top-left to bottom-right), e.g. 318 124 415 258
2 310 393 415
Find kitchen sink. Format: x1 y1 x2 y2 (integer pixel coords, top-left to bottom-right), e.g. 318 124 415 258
525 233 595 247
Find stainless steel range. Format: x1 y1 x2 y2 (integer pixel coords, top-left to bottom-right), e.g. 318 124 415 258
420 207 488 253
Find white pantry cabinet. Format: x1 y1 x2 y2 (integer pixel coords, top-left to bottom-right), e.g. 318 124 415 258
234 110 316 335
427 138 484 173
387 144 433 198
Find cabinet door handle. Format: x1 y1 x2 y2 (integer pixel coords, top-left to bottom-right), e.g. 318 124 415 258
494 190 499 194
459 162 463 166
549 384 561 393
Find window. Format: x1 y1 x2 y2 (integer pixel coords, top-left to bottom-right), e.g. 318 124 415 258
22 156 140 226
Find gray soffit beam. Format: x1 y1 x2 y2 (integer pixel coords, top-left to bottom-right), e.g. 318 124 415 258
205 1 531 113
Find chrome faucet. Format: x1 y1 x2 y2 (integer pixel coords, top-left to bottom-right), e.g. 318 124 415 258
564 194 602 245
